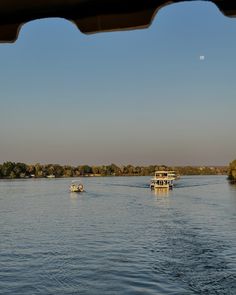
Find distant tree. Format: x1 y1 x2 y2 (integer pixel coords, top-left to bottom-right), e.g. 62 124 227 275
106 163 121 176
63 166 74 177
34 163 42 177
13 162 27 177
45 164 55 176
1 162 15 178
26 164 35 176
91 166 101 175
51 164 64 177
79 165 92 175
100 165 108 176
228 160 236 183
9 171 16 178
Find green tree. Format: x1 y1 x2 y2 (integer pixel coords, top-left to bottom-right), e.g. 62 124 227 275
13 162 27 178
1 162 15 178
228 160 236 183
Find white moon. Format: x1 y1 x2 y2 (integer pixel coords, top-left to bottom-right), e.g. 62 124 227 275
199 55 205 60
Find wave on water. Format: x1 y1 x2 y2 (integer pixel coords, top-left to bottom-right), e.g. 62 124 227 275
106 182 149 189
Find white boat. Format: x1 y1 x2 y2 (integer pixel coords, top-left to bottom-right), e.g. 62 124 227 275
167 171 176 180
70 181 84 192
150 171 174 190
46 174 55 178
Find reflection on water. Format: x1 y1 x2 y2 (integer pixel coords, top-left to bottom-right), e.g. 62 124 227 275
69 192 79 199
0 176 236 295
229 183 236 193
153 188 170 198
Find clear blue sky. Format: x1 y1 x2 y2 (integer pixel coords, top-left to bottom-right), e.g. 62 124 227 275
0 1 235 166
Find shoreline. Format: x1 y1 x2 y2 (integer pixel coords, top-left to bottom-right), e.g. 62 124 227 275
0 162 228 180
0 173 228 180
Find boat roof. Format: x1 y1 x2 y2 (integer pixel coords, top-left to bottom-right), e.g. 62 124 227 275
0 1 235 42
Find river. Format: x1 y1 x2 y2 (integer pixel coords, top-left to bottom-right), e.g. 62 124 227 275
0 176 236 294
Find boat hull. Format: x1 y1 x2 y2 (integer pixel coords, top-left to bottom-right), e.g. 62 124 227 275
70 183 84 193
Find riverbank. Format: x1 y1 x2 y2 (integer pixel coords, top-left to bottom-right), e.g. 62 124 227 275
0 161 228 179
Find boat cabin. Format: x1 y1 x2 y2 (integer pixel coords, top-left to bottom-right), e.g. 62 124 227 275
150 171 174 190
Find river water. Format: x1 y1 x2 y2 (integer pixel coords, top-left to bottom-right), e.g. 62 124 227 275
0 176 236 295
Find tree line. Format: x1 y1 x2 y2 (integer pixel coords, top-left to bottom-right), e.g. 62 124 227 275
0 162 228 179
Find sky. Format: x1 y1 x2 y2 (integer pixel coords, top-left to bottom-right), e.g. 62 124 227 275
0 1 236 166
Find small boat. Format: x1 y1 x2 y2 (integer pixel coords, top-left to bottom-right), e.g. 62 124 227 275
46 174 55 178
167 171 180 180
150 171 174 190
70 181 84 192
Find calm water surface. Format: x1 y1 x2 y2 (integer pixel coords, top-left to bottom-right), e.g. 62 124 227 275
0 176 236 294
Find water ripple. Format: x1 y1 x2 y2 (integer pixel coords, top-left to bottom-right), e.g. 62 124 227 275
0 176 235 294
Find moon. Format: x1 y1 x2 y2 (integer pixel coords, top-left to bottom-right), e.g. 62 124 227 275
199 55 205 60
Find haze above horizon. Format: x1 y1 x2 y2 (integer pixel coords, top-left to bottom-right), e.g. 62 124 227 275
0 2 235 166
